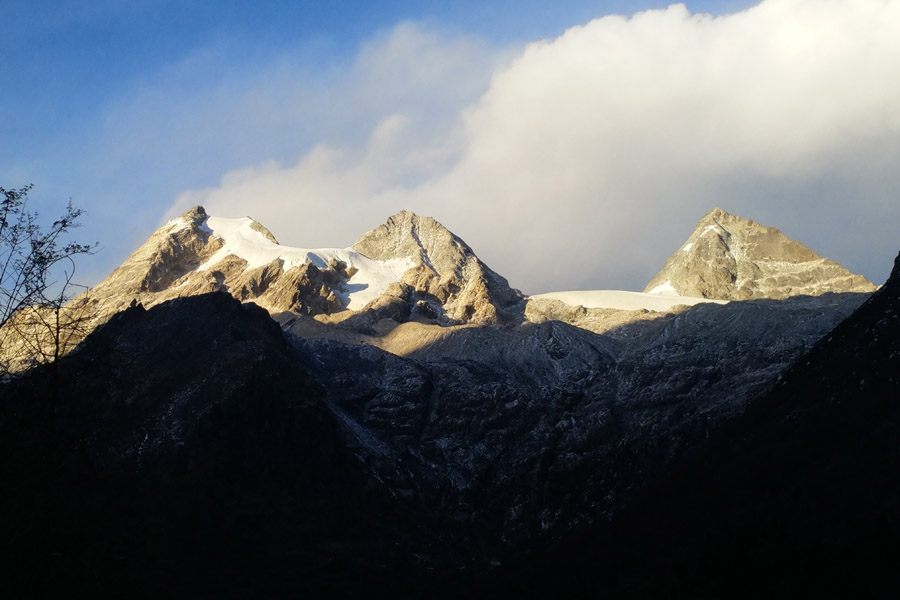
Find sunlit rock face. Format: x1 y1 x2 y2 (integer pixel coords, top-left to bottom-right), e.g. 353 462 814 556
13 207 523 367
8 204 875 370
644 207 877 301
80 205 420 319
351 210 523 324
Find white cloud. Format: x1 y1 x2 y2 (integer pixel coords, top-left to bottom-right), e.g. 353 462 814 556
164 22 506 248
169 1 900 293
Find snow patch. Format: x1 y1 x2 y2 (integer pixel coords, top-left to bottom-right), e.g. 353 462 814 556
198 216 414 310
682 243 694 252
530 290 726 312
164 216 191 232
647 280 679 295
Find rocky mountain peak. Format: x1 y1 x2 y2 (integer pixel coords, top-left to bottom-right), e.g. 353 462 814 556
644 208 876 301
92 206 223 297
699 206 728 223
352 210 472 274
352 211 523 324
179 204 208 226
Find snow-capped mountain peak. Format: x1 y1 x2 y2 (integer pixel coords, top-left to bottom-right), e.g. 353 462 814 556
67 207 523 350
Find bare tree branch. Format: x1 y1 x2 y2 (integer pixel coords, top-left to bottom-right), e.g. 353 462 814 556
0 185 97 376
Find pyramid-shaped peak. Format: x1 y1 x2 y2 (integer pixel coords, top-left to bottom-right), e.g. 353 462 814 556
699 206 736 224
644 208 876 301
352 210 470 264
697 207 758 228
388 209 420 220
351 210 522 322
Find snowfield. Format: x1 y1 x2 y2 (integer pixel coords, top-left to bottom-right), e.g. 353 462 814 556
529 289 727 312
192 216 415 310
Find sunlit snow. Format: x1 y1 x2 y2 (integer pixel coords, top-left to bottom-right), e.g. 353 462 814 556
530 290 726 312
198 216 414 310
647 280 679 295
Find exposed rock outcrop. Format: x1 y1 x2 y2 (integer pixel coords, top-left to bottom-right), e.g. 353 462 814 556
352 210 523 324
644 207 877 300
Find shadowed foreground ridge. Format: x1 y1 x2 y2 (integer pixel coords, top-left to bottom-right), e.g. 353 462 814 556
481 250 900 598
0 294 433 598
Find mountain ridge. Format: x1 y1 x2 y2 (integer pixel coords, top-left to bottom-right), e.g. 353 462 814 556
1 204 896 597
0 204 878 372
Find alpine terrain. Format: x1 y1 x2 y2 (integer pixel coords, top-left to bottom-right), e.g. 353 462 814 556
644 207 877 300
1 205 896 598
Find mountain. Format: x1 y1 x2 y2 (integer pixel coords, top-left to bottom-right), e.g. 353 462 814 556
84 205 522 324
1 205 874 371
0 207 524 370
0 294 435 598
644 207 876 300
2 291 872 597
0 205 893 597
351 210 523 324
482 249 900 598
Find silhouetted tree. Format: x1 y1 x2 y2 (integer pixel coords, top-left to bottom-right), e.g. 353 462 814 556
0 184 95 375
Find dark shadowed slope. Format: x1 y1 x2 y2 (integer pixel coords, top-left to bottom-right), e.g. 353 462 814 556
0 293 429 599
480 250 900 599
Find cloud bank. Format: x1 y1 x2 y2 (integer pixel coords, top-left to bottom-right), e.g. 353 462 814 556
169 0 900 293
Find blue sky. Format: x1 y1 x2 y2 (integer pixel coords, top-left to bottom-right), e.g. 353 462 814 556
3 0 898 293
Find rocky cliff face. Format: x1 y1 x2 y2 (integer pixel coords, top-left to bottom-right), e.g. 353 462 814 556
644 207 876 300
351 210 523 324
